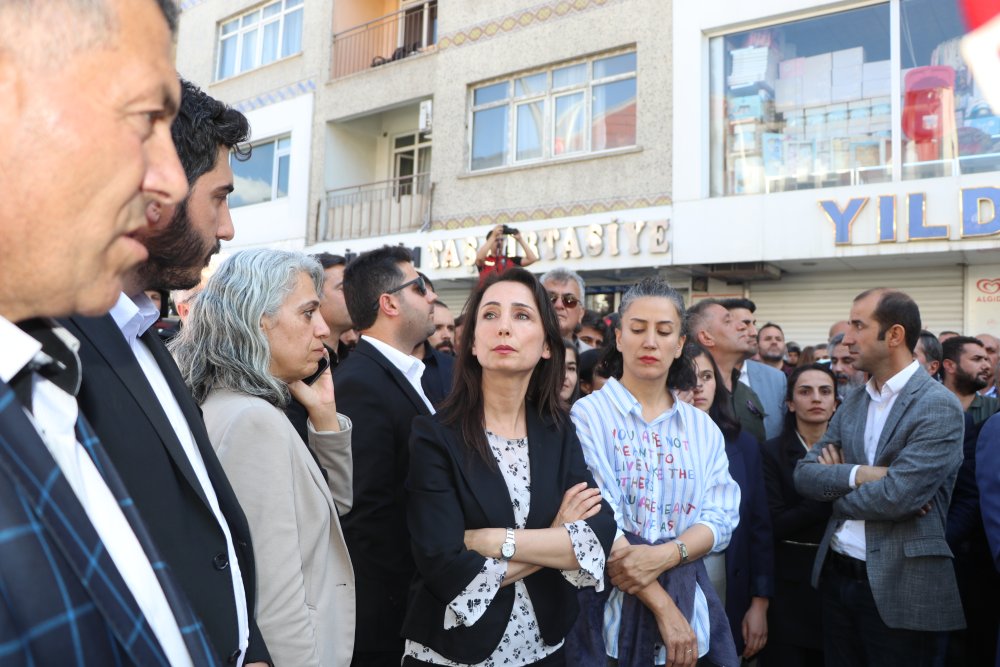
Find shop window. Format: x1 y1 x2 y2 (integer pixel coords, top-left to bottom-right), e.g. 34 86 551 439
469 50 637 172
901 0 1000 178
216 0 304 81
710 5 891 196
230 136 291 208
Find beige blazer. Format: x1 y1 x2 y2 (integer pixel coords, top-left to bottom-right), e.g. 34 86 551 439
202 389 355 667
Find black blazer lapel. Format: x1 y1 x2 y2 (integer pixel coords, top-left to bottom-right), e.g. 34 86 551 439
524 407 561 530
142 330 252 539
444 424 516 528
356 339 433 416
68 315 211 510
0 383 172 666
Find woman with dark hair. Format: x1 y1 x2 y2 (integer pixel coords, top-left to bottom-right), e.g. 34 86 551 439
686 342 774 662
402 267 617 666
569 278 740 667
759 364 837 667
561 338 580 404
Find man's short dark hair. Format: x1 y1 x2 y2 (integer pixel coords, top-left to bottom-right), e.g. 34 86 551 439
942 336 984 367
581 309 608 336
856 288 921 353
173 78 251 187
312 252 346 271
719 297 756 313
343 245 413 331
758 322 783 340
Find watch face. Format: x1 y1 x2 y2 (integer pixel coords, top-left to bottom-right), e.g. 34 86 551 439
501 542 516 559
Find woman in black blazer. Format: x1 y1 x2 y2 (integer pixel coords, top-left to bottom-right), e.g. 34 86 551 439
759 364 837 667
402 268 617 666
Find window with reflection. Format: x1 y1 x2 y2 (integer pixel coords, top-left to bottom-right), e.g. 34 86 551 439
469 50 637 172
901 0 1000 178
217 0 304 81
710 5 891 196
709 1 1000 197
230 136 291 208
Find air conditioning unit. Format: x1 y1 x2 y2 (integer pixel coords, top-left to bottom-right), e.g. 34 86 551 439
419 100 433 133
706 262 782 281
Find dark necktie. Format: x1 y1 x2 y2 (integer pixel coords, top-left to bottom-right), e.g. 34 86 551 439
8 318 81 413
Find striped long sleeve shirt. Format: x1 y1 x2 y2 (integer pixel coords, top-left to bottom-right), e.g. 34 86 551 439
571 377 741 663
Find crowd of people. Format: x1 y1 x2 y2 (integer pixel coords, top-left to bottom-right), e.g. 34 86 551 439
2 2 1000 667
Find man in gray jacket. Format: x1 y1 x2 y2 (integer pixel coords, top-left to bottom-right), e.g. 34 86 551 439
794 288 965 667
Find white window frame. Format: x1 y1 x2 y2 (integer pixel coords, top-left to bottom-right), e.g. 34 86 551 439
230 135 292 208
467 49 637 172
216 0 304 81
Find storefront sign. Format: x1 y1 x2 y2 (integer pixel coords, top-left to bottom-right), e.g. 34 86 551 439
967 265 1000 335
425 219 670 269
819 187 1000 245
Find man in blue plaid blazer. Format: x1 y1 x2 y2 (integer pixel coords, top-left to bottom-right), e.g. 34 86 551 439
0 0 219 664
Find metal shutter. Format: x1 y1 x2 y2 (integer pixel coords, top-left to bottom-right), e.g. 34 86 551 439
749 266 964 346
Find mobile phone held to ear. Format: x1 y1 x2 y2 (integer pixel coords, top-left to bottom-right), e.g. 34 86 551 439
303 356 330 386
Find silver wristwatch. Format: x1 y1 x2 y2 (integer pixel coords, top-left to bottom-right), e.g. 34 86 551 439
500 527 516 560
674 539 689 564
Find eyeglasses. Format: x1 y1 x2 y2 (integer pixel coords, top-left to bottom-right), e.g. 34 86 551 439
548 292 580 309
373 275 428 311
387 275 428 298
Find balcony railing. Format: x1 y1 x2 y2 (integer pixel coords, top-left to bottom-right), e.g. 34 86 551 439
331 1 437 79
318 173 432 242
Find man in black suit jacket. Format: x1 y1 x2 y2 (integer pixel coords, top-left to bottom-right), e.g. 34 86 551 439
61 80 272 666
336 246 437 666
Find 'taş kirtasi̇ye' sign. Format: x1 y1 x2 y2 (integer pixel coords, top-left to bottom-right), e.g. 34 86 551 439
426 219 670 270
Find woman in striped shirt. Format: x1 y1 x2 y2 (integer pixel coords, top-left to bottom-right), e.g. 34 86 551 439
569 277 741 667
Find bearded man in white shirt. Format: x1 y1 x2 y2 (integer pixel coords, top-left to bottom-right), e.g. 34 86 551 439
794 288 965 667
60 80 272 667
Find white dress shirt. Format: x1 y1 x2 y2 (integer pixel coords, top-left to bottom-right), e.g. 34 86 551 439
0 315 192 667
362 334 436 413
831 360 920 561
110 293 249 666
737 362 751 389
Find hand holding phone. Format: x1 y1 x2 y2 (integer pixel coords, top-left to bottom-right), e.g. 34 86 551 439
303 356 330 386
288 353 340 432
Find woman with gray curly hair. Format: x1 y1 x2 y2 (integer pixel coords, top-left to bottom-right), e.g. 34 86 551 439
171 248 355 667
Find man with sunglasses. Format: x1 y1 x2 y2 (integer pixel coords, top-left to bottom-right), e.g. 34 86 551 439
540 267 588 350
334 246 436 667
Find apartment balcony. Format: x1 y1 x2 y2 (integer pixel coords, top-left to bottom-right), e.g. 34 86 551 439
331 1 437 80
317 173 432 242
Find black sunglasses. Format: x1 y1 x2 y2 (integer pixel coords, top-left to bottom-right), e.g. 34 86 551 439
548 292 580 308
373 275 428 311
388 275 428 297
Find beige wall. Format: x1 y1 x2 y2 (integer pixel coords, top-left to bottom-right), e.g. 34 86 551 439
315 0 673 236
177 0 673 248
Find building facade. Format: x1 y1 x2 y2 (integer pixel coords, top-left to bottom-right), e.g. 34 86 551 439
176 0 1000 343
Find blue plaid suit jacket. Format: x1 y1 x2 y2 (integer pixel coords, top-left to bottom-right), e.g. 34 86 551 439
0 379 217 666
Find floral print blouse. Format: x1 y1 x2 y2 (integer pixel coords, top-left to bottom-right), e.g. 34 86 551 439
404 431 606 666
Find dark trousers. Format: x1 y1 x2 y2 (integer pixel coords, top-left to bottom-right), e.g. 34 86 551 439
820 553 938 667
352 650 404 667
